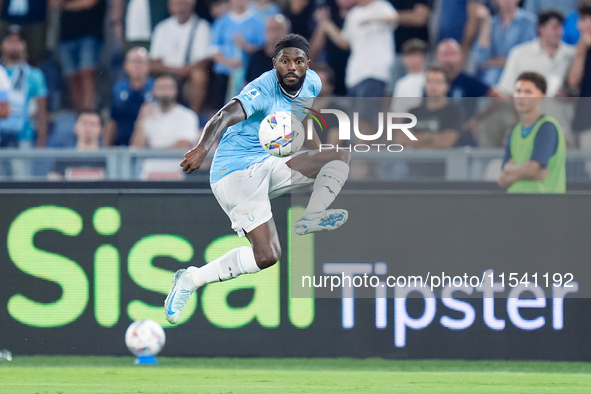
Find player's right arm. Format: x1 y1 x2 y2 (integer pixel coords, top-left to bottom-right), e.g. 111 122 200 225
181 99 246 173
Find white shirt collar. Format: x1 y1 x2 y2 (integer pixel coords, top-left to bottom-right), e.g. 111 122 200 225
532 38 569 58
173 14 197 27
279 83 303 99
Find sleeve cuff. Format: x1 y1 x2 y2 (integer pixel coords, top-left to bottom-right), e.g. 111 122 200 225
232 97 249 119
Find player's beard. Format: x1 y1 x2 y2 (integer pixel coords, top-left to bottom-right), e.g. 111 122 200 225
277 71 306 95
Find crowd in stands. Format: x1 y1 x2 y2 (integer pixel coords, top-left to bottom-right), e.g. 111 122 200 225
2 0 591 178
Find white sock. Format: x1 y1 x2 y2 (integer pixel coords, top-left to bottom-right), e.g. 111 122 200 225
304 160 349 215
183 246 261 290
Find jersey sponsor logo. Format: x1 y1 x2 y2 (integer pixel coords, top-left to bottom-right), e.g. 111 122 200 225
243 89 260 101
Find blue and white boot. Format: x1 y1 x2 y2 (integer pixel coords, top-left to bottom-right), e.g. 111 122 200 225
164 269 194 324
294 209 348 235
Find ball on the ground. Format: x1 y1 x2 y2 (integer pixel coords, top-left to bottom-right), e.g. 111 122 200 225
259 111 305 157
125 319 165 357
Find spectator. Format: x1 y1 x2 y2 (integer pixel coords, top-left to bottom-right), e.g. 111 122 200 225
113 0 170 50
562 1 591 46
284 0 315 40
150 0 211 114
47 109 106 180
0 0 47 66
437 0 488 55
209 0 265 110
568 1 591 96
317 0 398 98
0 26 48 148
0 65 12 146
569 2 591 147
437 38 503 146
436 39 495 98
310 0 354 96
390 0 432 83
391 38 428 113
209 0 230 19
249 0 280 21
130 74 199 149
246 14 290 84
404 64 464 149
498 71 566 193
498 9 576 97
113 0 213 50
46 111 77 148
473 0 537 86
53 0 106 112
106 47 154 147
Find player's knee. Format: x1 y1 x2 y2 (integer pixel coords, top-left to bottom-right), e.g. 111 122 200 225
254 245 281 270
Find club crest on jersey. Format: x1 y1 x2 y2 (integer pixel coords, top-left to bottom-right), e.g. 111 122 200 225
243 211 255 222
243 89 260 101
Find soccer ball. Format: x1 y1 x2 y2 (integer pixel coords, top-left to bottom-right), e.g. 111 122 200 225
259 111 305 157
125 319 166 357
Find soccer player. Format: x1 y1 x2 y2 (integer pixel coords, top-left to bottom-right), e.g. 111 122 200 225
498 71 566 193
164 34 350 324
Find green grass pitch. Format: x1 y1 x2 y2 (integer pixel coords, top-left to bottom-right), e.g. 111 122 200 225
1 356 590 393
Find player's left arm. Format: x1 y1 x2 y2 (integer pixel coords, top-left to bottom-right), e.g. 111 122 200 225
181 99 246 173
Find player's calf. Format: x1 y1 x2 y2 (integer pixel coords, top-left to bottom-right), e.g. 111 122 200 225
252 246 281 270
304 159 350 216
164 246 263 324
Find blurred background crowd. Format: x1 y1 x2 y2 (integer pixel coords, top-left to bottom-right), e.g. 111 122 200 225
1 0 591 181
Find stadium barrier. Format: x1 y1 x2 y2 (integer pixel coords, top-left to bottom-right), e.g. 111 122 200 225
0 186 590 360
0 147 591 181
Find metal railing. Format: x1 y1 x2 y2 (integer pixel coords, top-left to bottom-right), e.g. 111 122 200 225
0 147 589 182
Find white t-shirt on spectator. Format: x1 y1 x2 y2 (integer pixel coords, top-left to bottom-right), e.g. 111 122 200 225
342 0 397 88
143 105 199 149
391 72 425 113
126 0 151 41
150 15 211 67
497 39 576 97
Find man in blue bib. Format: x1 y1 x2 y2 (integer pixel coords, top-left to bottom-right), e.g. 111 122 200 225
165 34 351 324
